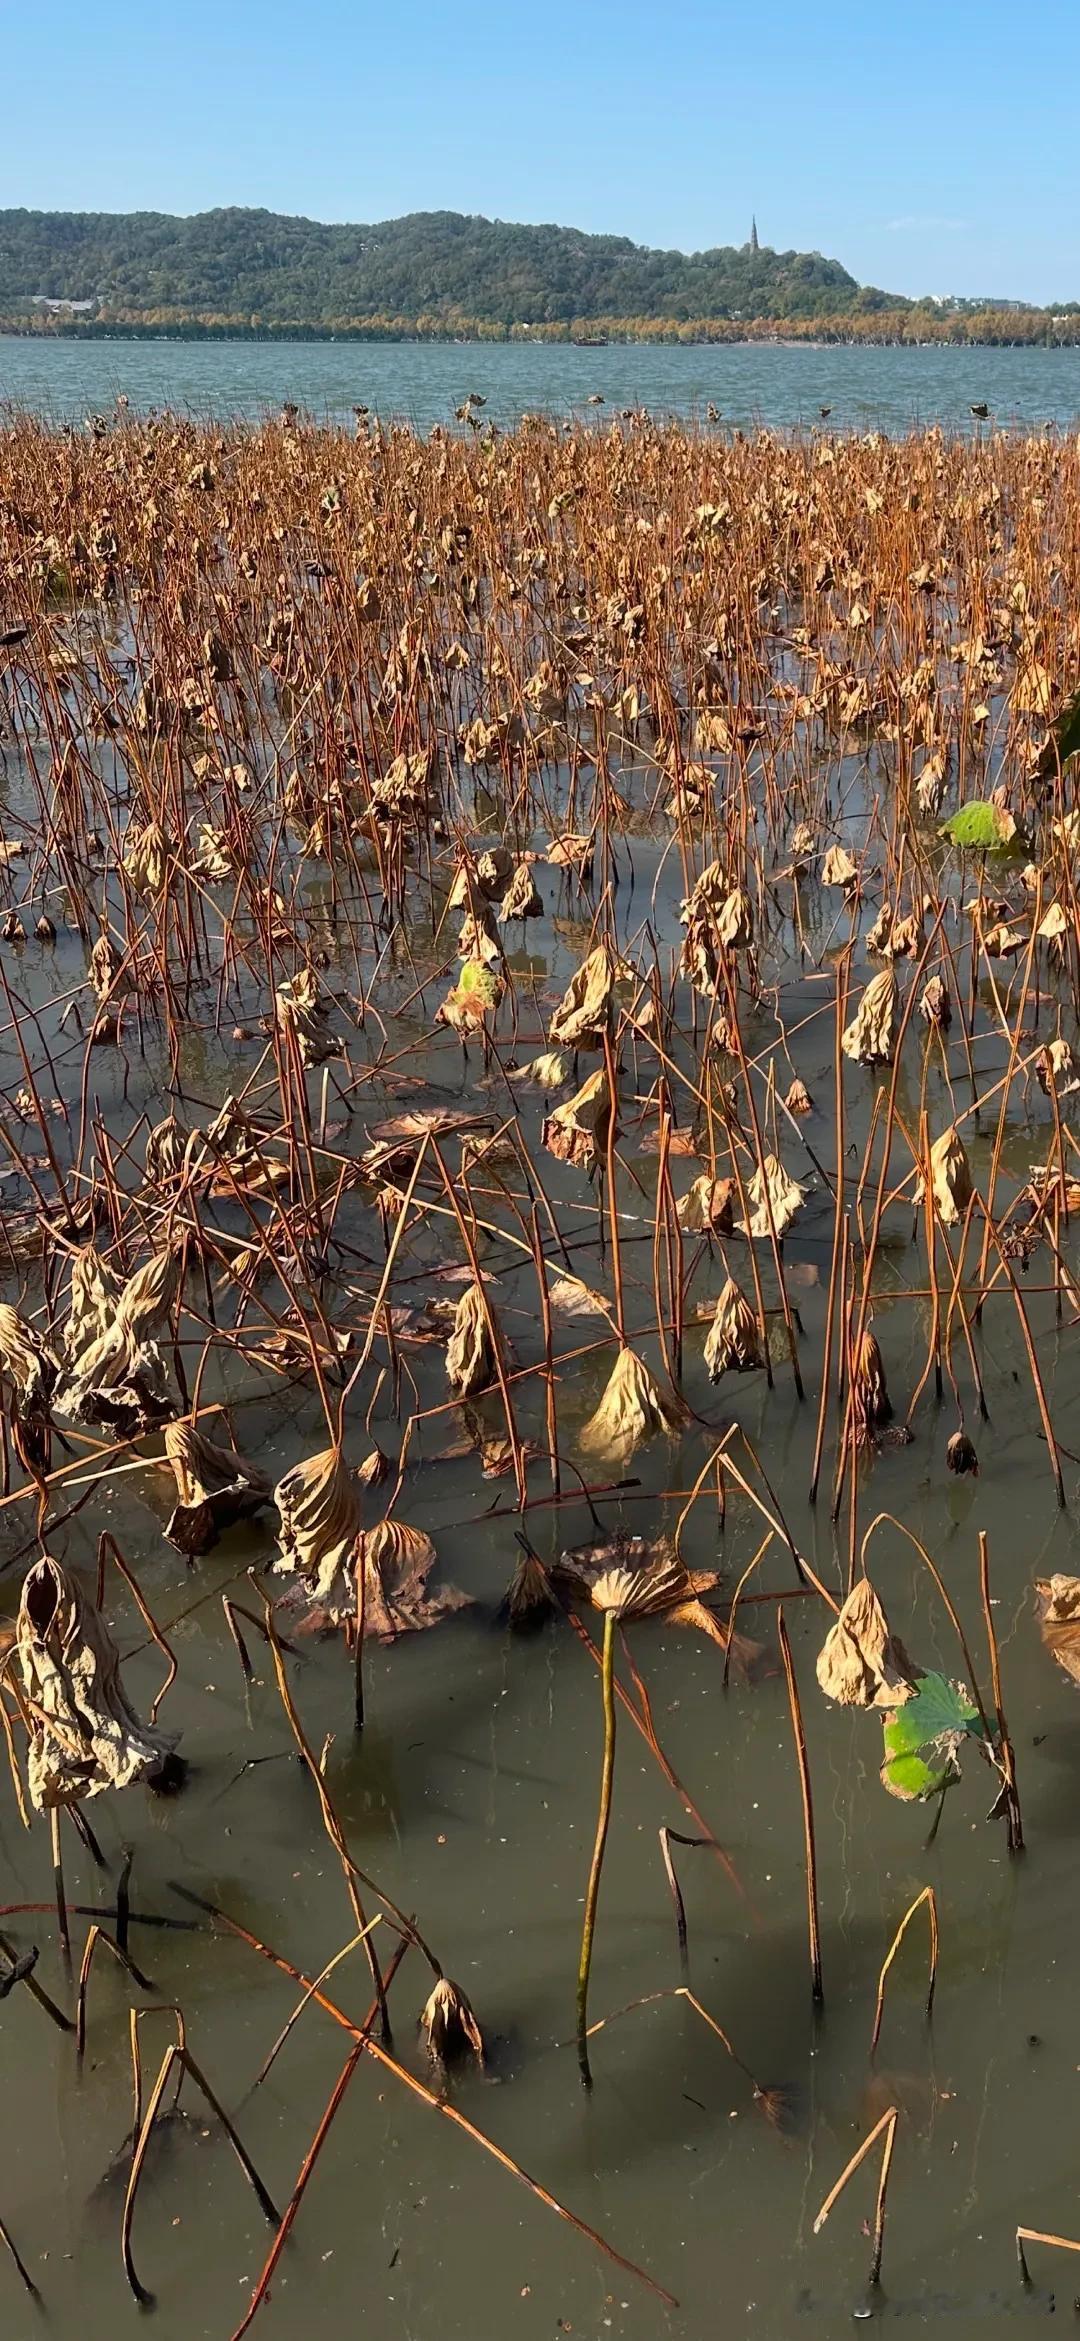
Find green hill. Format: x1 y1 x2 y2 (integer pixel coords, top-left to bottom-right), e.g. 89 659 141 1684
0 206 873 325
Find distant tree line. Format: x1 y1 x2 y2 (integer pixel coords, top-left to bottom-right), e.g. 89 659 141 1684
0 208 1073 344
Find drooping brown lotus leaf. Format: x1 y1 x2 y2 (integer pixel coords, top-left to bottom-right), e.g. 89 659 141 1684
915 1126 973 1228
0 1305 59 1408
89 930 124 1002
193 824 233 880
543 1066 612 1172
676 1174 735 1233
680 860 727 925
1036 1037 1080 1098
703 1276 763 1377
549 944 615 1049
546 831 594 874
679 909 719 999
508 1049 571 1090
370 749 435 823
498 860 544 921
274 1444 363 1617
821 844 858 889
716 886 754 950
462 714 519 769
117 1247 183 1343
163 1417 272 1557
578 1345 685 1464
1035 1574 1080 1685
445 1280 499 1397
919 974 951 1029
59 1244 181 1429
123 820 176 895
815 1578 916 1710
16 1554 178 1809
64 1247 122 1373
842 967 899 1065
865 904 894 957
447 845 513 910
275 967 343 1068
888 914 922 959
785 1078 813 1115
420 1975 485 2070
144 1112 189 1186
358 1517 470 1639
677 859 725 996
981 920 1026 961
852 1329 892 1439
457 905 503 967
738 1153 807 1239
499 1546 557 1630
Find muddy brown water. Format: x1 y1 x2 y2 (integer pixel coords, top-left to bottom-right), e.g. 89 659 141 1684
0 755 1077 2340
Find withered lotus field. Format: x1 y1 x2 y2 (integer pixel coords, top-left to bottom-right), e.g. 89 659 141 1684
0 407 1078 2328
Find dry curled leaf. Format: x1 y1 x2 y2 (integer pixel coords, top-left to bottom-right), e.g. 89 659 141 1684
676 1175 735 1233
578 1345 684 1463
163 1417 272 1556
543 1066 612 1172
17 1554 178 1809
738 1153 806 1238
915 1126 973 1228
1035 1575 1080 1685
549 944 615 1049
842 967 899 1066
445 1280 500 1397
703 1276 763 1376
358 1517 470 1639
815 1579 916 1709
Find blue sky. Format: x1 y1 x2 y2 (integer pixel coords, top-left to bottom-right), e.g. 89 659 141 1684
3 0 1078 303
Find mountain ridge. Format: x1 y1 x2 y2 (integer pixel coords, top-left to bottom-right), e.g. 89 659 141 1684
0 205 884 325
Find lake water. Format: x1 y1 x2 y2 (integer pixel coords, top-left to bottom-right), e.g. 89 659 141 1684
3 334 1080 433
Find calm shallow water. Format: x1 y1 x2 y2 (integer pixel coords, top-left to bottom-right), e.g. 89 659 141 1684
2 419 1080 2341
3 335 1080 433
0 795 1077 2341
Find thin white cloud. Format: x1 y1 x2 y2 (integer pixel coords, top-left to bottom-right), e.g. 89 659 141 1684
885 214 968 233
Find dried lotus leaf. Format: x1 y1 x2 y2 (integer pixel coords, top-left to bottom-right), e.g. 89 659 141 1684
0 1304 58 1406
123 820 176 894
445 1281 498 1397
498 860 544 921
358 1517 470 1639
578 1345 684 1464
275 968 343 1068
164 1416 272 1556
274 1444 363 1620
1035 1575 1080 1686
821 844 858 888
914 1126 973 1228
65 1248 122 1371
737 1153 806 1238
549 945 615 1049
17 1553 178 1808
703 1277 763 1377
842 967 898 1066
543 1066 612 1172
676 1175 735 1233
144 1113 189 1185
816 1578 915 1709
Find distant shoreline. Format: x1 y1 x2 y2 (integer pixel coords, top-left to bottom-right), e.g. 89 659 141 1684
3 325 1080 352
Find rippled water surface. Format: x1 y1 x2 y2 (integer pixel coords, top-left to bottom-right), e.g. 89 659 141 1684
4 335 1080 432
